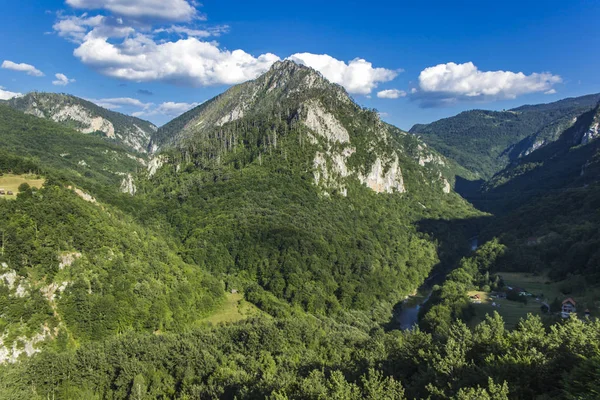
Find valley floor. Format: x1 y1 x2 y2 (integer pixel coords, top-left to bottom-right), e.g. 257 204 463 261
468 272 597 329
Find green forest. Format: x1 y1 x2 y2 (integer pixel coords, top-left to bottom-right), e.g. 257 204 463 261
0 63 599 400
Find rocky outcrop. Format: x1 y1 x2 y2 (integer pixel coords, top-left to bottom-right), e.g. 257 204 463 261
216 106 245 126
358 156 405 194
303 100 350 143
0 326 54 364
120 173 136 195
59 251 82 270
582 122 599 144
67 186 97 203
148 156 166 177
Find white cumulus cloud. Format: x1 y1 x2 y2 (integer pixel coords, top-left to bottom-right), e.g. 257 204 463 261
53 4 400 95
544 89 557 95
53 14 132 43
87 96 197 119
288 53 398 95
65 0 199 22
88 97 152 110
1 60 45 77
53 73 76 86
73 35 281 86
415 62 561 106
0 86 22 100
377 89 406 99
132 101 201 118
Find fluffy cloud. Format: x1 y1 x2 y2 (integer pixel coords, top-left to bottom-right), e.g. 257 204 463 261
132 101 201 118
89 97 151 109
53 14 134 43
53 73 76 86
54 4 399 94
415 62 561 106
288 53 398 95
65 0 199 22
377 89 406 99
87 96 197 119
1 60 45 77
544 89 557 95
73 35 281 86
0 86 22 100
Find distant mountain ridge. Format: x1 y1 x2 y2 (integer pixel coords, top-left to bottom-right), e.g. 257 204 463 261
6 92 157 153
482 102 600 205
410 93 600 180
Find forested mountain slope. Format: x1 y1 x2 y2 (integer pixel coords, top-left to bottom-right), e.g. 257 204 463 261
6 93 156 153
0 106 223 363
410 93 600 180
138 61 479 316
0 104 144 198
420 102 600 340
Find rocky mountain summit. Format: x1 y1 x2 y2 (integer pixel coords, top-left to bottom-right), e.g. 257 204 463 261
150 60 453 196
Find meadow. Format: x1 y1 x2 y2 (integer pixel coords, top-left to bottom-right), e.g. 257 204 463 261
468 272 566 329
0 173 45 199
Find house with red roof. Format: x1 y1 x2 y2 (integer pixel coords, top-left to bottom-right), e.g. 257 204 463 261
561 298 576 318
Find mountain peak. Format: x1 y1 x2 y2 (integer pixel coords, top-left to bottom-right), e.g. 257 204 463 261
269 59 308 72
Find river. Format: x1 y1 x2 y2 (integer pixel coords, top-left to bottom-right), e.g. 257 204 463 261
394 235 479 330
394 288 433 330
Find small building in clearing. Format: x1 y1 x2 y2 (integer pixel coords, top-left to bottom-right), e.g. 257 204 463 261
561 298 577 317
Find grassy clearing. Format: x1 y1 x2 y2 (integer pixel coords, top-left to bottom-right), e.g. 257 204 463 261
497 272 563 300
468 290 546 329
199 292 265 326
0 173 45 199
469 272 569 329
470 272 600 328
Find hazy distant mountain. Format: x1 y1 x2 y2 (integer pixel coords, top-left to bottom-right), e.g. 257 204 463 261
482 102 600 205
410 93 600 179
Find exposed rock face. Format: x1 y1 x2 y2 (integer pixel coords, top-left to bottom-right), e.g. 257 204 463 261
59 252 82 270
216 106 245 126
0 326 53 364
582 122 599 144
303 100 350 143
7 93 156 153
120 173 136 195
0 269 28 298
67 186 97 203
0 263 55 363
359 157 405 194
442 178 451 193
148 156 166 177
51 104 116 138
0 258 72 364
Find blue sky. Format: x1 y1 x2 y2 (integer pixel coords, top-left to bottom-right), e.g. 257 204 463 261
1 0 599 128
